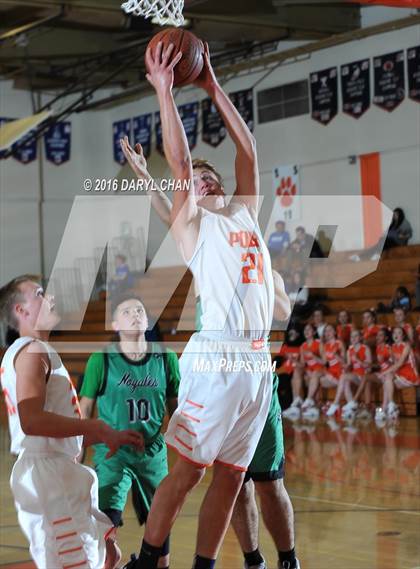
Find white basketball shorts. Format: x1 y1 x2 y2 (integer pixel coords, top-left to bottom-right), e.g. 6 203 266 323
10 451 112 569
165 332 272 471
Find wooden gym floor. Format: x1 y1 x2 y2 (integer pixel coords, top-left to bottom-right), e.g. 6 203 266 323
1 413 419 569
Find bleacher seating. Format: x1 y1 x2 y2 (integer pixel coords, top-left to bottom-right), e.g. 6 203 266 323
1 244 419 417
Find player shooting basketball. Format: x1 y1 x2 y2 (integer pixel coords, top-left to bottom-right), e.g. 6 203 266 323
121 134 300 569
125 40 288 569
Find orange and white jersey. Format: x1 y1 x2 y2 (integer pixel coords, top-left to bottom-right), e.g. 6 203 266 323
279 344 300 374
401 322 414 342
301 339 323 371
324 340 344 368
376 343 392 372
336 324 353 346
392 342 418 383
186 201 274 340
363 324 382 342
348 344 369 376
0 337 82 457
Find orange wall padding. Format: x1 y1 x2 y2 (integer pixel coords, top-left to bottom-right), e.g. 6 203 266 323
360 153 383 247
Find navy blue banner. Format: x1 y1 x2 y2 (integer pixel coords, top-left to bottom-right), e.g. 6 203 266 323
133 114 152 158
310 67 338 125
408 46 420 103
0 117 13 159
44 121 71 165
229 89 254 132
201 97 226 147
113 119 131 164
154 112 164 156
178 102 199 150
12 128 37 164
373 50 405 112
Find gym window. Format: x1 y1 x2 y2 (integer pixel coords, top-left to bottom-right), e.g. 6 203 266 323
257 80 309 123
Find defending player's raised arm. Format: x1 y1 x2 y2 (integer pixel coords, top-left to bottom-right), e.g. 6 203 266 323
272 269 292 322
194 42 259 213
120 136 172 227
145 42 199 239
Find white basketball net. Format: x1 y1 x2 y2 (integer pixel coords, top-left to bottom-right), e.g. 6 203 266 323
121 0 185 27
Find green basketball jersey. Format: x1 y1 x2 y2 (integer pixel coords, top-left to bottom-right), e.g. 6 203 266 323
80 342 180 444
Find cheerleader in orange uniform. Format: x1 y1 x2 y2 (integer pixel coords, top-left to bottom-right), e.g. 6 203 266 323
327 329 372 417
292 323 324 420
393 307 414 344
336 310 354 348
377 326 419 421
362 309 383 350
320 324 346 390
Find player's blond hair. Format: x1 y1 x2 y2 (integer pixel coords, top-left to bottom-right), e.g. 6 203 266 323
0 274 41 331
192 158 223 187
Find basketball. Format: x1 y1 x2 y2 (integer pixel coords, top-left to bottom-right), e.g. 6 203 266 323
146 28 204 87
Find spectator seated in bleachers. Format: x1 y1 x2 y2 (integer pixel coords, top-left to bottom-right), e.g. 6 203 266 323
377 285 411 313
287 270 312 318
350 207 413 262
108 254 134 295
311 307 327 339
268 220 290 262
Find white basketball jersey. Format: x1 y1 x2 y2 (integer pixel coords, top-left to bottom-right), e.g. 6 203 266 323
1 336 83 457
188 201 274 339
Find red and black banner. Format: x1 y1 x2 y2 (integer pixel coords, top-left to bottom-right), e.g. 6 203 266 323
341 59 370 119
373 51 405 112
408 46 420 103
310 67 338 125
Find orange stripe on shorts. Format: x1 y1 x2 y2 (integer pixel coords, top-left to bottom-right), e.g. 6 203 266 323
175 435 193 452
177 423 197 437
59 546 83 555
63 561 88 569
181 411 201 423
56 531 77 540
186 399 204 409
53 517 72 525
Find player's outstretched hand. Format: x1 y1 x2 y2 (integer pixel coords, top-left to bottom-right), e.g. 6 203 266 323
193 42 218 93
120 136 151 181
104 427 145 458
145 41 182 93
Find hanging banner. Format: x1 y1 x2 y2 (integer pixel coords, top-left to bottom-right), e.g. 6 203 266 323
310 67 338 125
12 129 37 164
178 102 199 150
44 121 71 165
113 119 131 164
0 117 13 159
408 46 420 103
154 111 164 156
229 89 254 132
201 97 226 147
272 165 301 223
373 51 405 112
133 114 152 158
341 59 371 119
